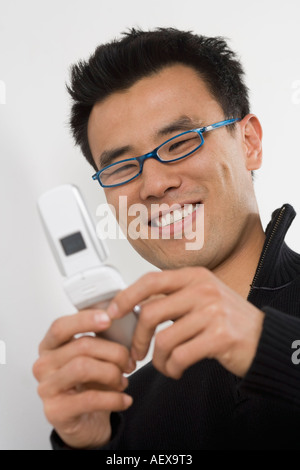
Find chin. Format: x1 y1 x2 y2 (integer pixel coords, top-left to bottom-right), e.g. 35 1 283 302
138 244 208 271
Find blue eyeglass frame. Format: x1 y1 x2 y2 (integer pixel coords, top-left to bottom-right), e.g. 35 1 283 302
92 118 241 188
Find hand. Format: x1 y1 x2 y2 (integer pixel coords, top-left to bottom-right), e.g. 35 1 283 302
107 267 265 379
33 308 134 449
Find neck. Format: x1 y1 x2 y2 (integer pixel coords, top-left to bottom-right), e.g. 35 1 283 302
213 214 266 299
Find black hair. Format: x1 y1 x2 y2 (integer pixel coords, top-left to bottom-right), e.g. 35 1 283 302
67 27 250 171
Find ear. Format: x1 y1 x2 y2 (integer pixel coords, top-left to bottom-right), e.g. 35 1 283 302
240 114 263 171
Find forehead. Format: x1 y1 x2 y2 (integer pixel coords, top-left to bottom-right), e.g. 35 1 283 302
87 64 223 158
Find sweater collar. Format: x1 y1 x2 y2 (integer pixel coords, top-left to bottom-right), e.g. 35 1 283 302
248 203 298 292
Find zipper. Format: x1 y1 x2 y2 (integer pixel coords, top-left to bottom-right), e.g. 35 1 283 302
247 206 286 300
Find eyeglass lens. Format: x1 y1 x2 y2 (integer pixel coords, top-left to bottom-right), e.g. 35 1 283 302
100 131 202 186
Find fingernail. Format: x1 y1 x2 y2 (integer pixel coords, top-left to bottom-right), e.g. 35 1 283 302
126 357 136 373
94 311 111 325
107 302 119 319
131 347 138 362
121 375 129 389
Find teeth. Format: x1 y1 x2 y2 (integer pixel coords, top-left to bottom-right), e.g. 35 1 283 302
186 204 194 216
155 204 198 227
183 206 190 217
173 209 183 222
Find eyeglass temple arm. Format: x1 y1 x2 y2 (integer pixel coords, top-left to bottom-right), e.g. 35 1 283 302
201 118 241 133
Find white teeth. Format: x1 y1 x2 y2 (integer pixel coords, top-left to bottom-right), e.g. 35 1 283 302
173 209 183 222
186 204 194 216
155 204 198 227
164 213 172 226
183 206 190 217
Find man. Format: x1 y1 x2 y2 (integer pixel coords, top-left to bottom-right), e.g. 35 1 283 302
33 28 300 450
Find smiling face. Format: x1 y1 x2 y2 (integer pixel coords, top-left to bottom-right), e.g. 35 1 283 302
87 64 262 271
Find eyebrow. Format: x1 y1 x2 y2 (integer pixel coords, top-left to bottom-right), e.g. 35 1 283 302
97 116 204 169
156 116 203 137
99 145 132 169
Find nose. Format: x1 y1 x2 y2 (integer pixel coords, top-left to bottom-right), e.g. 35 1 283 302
138 157 182 201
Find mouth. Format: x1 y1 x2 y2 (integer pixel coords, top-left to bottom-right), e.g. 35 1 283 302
149 202 202 228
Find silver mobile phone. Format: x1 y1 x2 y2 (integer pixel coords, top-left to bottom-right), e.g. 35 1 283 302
37 184 139 349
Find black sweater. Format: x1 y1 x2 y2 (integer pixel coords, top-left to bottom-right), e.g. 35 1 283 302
52 204 300 450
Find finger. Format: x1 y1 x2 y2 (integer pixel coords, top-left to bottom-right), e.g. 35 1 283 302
130 287 197 361
164 330 214 379
39 309 112 353
38 356 127 399
152 310 210 375
45 390 133 427
130 282 216 361
34 335 132 382
107 268 206 320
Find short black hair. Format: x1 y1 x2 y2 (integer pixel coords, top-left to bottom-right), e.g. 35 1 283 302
67 27 250 171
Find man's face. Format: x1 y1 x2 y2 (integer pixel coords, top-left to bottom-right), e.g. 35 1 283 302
88 64 257 271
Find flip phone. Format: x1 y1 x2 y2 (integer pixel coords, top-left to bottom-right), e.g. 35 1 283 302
37 184 139 348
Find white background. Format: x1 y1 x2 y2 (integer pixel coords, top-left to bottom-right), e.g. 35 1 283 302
0 0 299 450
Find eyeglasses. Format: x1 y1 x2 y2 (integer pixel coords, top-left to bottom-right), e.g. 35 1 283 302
92 118 241 188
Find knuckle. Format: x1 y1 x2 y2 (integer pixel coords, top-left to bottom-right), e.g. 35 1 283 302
214 322 227 342
32 353 50 381
155 331 169 354
76 336 93 355
140 304 157 330
212 284 223 301
37 379 52 400
212 315 232 348
152 355 163 374
132 335 146 352
115 288 130 307
48 318 63 343
198 279 221 300
43 399 60 425
142 272 158 288
170 347 186 371
200 281 216 296
205 298 225 322
206 300 221 318
71 356 89 381
113 344 129 367
37 382 45 399
185 283 203 299
32 359 42 381
106 364 121 386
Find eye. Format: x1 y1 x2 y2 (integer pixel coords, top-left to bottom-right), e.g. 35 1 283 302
113 164 136 173
106 162 138 175
168 138 191 152
166 134 200 155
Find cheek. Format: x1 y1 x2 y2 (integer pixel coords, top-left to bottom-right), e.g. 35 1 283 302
104 191 118 213
104 191 123 229
105 189 141 235
203 142 243 190
188 146 231 190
